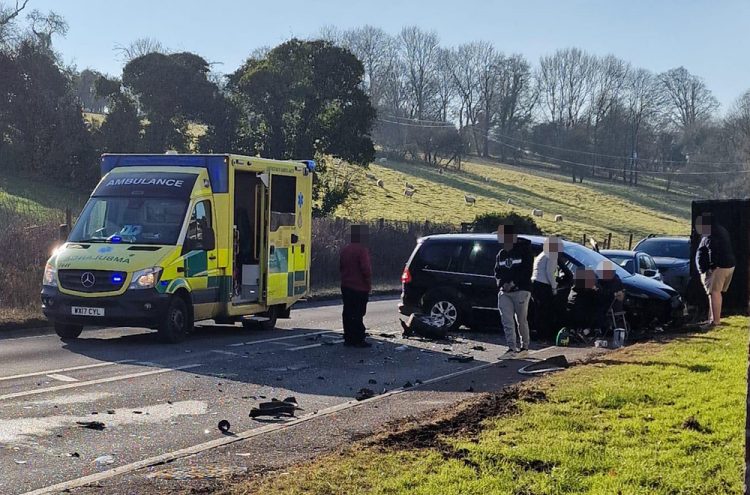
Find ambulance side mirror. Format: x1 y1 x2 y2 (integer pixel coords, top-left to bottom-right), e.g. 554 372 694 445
59 224 69 242
202 227 216 251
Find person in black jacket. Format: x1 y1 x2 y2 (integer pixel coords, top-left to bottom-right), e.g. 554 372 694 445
495 224 534 356
695 213 736 327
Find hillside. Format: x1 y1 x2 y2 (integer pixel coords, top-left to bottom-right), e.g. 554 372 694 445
337 158 696 248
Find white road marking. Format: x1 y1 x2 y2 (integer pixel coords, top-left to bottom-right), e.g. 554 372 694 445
19 347 556 495
0 364 202 402
210 350 239 356
0 360 134 382
226 330 334 347
286 343 322 351
0 400 207 444
45 374 78 383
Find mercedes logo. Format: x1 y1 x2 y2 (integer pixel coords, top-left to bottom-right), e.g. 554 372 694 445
81 272 96 288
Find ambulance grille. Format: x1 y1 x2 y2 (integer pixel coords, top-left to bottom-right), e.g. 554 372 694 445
58 270 126 293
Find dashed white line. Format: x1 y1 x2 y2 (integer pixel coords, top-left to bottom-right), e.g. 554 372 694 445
210 350 239 356
225 330 335 347
0 364 203 402
45 374 79 383
0 360 134 382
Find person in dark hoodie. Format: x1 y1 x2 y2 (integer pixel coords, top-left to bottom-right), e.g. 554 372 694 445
340 225 373 347
495 224 534 356
695 213 736 327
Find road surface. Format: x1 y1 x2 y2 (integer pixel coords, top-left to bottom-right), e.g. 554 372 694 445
0 298 597 494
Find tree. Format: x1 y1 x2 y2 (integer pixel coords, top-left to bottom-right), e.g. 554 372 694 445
0 0 29 46
93 76 143 153
493 53 536 160
338 25 395 109
229 38 375 165
122 51 229 152
26 9 67 50
72 68 108 113
114 37 167 63
537 48 595 128
398 26 440 120
657 67 718 131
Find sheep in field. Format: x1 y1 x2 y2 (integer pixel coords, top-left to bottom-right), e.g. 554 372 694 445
404 188 416 198
555 214 563 222
532 209 543 217
365 172 376 180
405 181 416 190
507 198 514 205
377 179 384 188
464 194 477 206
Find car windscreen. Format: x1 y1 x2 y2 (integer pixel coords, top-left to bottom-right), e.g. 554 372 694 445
604 254 634 272
69 196 187 245
635 239 690 259
564 243 632 279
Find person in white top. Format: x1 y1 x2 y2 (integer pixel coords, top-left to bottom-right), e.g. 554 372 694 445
531 235 561 339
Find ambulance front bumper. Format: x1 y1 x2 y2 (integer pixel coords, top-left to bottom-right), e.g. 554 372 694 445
41 286 170 328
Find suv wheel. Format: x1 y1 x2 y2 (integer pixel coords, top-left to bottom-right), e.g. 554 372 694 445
424 294 463 331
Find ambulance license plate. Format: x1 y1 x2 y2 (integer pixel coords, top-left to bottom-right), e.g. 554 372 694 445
71 306 104 317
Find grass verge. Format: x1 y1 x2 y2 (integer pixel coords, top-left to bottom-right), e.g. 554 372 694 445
226 317 748 495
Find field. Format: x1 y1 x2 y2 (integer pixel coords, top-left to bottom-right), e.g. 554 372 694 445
337 158 696 248
227 317 748 495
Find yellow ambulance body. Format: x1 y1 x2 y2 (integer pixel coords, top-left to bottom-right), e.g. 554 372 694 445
41 153 314 342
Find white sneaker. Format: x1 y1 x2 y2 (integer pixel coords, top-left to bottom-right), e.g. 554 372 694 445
499 348 520 359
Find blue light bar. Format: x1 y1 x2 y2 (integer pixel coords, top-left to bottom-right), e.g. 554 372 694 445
110 236 122 244
100 155 229 193
302 160 316 172
111 274 124 284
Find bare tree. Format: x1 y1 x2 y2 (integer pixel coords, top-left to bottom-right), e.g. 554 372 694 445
0 0 29 45
475 42 503 157
657 66 718 130
447 43 482 150
27 9 68 49
434 48 455 122
494 53 535 159
114 37 167 63
588 55 630 176
537 47 596 128
398 26 440 120
340 26 395 109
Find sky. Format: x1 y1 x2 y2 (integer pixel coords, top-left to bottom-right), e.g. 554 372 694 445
24 0 750 111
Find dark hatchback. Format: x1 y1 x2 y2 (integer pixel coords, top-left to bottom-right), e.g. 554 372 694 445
633 236 691 295
399 233 686 332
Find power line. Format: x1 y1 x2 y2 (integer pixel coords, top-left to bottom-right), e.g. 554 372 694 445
378 112 749 168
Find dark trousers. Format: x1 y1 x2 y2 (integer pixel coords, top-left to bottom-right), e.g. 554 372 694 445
532 281 555 339
341 287 369 344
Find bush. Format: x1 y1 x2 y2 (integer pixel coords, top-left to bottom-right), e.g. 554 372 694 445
471 212 542 235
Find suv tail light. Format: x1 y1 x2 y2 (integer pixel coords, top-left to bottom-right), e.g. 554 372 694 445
401 267 412 284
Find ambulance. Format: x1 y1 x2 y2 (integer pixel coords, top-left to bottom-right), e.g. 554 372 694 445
41 153 314 342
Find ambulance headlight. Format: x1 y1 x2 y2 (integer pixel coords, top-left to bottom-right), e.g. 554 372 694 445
129 267 162 290
43 263 57 287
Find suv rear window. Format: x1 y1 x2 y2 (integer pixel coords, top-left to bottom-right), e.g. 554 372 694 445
416 242 464 272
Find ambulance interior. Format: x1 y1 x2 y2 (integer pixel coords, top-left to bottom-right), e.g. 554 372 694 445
233 171 262 303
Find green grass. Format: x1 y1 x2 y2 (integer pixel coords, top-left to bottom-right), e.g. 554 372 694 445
0 174 88 223
339 158 698 248
229 317 748 495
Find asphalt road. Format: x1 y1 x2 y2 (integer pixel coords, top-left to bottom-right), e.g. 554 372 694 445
0 298 597 495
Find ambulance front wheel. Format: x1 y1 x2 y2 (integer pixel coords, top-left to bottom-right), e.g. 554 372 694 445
158 295 193 343
55 323 83 339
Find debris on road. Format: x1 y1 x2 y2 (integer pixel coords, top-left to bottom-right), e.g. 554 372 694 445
518 355 570 375
14 460 27 465
355 388 376 401
471 345 486 351
94 455 115 466
400 314 448 340
76 421 106 430
448 355 474 363
67 452 80 458
218 420 231 433
250 397 302 418
403 381 413 388
378 333 397 338
106 410 115 415
394 345 409 352
368 378 377 384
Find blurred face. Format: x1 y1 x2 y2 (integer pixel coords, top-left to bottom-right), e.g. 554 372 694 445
574 268 597 289
544 236 561 255
497 224 516 247
695 215 712 236
596 259 616 280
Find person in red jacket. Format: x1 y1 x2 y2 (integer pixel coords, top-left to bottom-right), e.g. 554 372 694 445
340 225 372 347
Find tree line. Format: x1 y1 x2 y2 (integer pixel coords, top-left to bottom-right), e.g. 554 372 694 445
322 25 750 195
0 1 747 206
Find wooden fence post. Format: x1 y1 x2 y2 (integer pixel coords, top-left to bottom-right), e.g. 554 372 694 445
582 233 587 246
628 233 633 250
378 218 384 230
607 233 612 249
65 207 72 228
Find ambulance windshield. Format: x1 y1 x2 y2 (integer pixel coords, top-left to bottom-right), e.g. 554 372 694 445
69 197 187 245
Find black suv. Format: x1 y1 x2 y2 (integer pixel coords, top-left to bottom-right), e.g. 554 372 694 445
399 233 685 332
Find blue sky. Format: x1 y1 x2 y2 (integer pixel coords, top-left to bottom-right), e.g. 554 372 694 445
28 0 750 110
